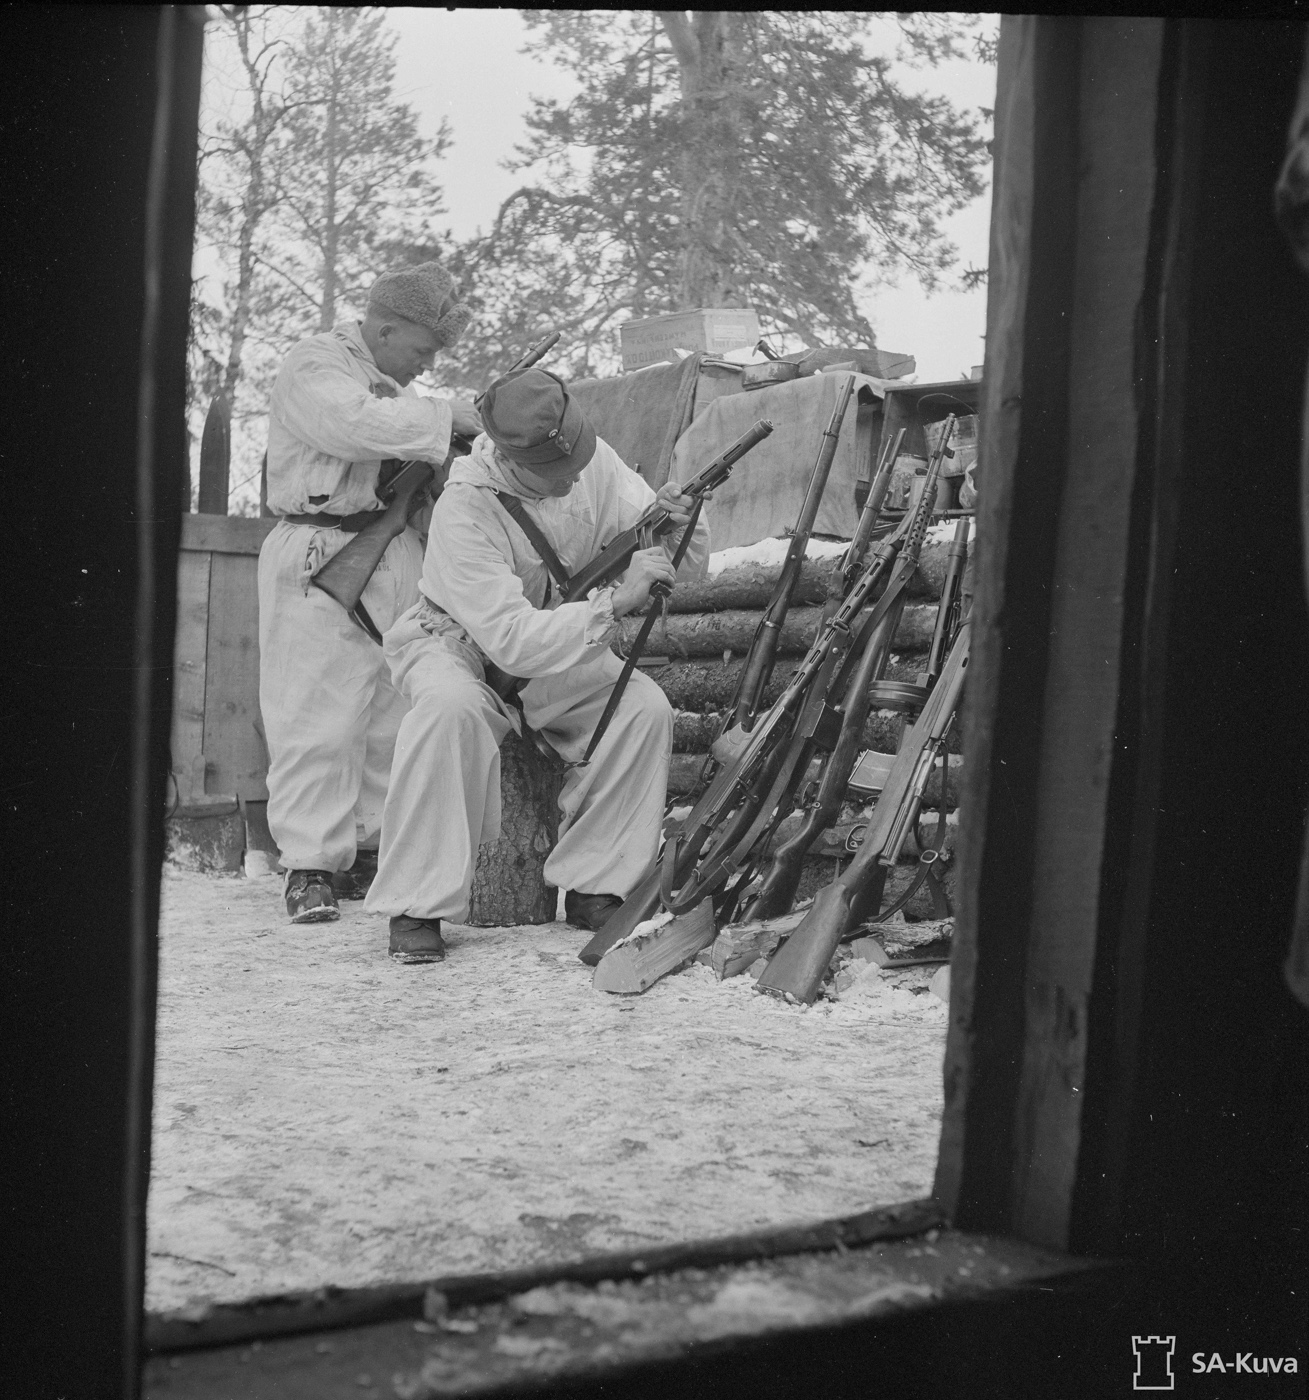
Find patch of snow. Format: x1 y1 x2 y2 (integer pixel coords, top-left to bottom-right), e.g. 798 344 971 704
606 909 674 952
708 536 849 577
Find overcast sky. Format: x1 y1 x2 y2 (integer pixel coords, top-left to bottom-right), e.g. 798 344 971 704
387 8 996 384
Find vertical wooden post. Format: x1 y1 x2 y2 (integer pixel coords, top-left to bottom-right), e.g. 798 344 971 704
937 21 1309 1337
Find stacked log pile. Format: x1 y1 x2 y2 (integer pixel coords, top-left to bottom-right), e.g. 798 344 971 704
618 538 966 921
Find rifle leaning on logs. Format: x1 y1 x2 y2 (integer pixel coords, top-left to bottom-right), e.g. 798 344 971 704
737 449 946 925
697 421 906 796
671 421 955 925
578 419 955 965
755 614 971 1004
729 373 857 733
748 508 970 926
310 331 562 643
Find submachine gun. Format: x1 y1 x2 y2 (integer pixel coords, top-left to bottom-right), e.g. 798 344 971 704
311 331 561 642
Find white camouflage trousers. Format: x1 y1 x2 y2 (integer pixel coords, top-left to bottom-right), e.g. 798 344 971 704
257 520 423 873
364 605 673 923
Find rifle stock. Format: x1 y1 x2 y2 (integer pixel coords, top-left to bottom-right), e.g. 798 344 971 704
756 620 970 1004
310 460 437 628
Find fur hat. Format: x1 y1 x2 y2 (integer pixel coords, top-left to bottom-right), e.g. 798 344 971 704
367 261 472 348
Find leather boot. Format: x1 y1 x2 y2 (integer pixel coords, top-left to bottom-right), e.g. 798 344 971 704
285 870 340 924
564 890 623 932
331 848 378 901
389 915 446 964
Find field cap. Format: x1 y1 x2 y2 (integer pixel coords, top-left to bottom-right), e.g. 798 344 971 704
477 367 596 476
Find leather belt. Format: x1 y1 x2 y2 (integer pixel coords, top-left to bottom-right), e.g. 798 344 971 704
281 509 384 533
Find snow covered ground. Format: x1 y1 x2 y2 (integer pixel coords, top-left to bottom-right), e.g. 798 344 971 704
147 869 947 1316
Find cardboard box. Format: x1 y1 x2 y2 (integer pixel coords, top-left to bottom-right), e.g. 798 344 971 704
620 307 762 371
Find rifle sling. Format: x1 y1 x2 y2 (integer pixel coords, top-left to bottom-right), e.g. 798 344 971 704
492 491 571 606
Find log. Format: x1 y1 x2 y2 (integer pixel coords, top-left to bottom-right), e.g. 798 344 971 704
667 749 963 805
468 730 562 926
651 650 961 717
667 540 957 614
592 898 717 994
620 602 940 661
851 918 953 967
712 907 810 979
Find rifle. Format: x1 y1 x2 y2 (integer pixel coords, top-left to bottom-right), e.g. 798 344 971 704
311 330 562 642
840 427 905 597
731 374 856 732
571 501 705 769
755 616 970 1004
736 441 944 924
694 421 906 799
577 434 950 964
559 419 774 602
923 514 970 689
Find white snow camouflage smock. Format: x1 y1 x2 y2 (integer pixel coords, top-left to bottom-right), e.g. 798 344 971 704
265 320 454 517
416 434 711 679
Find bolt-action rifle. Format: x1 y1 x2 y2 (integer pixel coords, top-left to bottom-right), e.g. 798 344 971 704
311 331 561 642
558 420 773 603
730 375 857 733
737 427 952 925
577 424 953 965
755 615 970 1005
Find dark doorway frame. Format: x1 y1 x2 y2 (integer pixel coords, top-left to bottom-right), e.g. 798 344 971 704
4 11 1306 1398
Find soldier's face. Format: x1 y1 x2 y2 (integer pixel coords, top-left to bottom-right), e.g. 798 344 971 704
374 319 443 386
512 463 583 498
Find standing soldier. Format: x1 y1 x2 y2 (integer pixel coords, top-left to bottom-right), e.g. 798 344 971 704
259 261 482 923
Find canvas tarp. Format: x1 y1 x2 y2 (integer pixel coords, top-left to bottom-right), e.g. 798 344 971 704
670 371 897 551
569 355 703 489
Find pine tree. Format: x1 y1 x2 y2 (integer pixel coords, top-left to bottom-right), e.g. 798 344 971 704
190 5 452 512
268 6 451 334
442 10 992 385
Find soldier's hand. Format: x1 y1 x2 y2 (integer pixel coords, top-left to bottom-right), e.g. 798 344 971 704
449 398 483 439
612 547 678 618
655 480 699 528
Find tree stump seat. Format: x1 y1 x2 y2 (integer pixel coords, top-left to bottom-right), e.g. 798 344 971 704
467 729 564 926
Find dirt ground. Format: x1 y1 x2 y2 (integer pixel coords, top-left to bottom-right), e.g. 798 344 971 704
147 868 948 1317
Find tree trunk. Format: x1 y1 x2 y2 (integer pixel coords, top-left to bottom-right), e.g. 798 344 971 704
660 10 749 310
467 730 562 926
318 13 340 332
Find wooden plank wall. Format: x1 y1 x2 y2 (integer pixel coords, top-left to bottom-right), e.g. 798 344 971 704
170 514 277 806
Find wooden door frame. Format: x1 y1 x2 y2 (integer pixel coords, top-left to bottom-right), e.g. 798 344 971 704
6 11 1306 1397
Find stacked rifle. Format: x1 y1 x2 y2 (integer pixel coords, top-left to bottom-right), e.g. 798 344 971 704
583 381 973 1005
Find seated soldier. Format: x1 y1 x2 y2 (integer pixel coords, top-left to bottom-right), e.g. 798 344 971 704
364 367 709 962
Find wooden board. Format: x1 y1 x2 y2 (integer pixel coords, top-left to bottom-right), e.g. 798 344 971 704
170 549 211 801
181 512 278 556
593 899 717 994
201 550 267 800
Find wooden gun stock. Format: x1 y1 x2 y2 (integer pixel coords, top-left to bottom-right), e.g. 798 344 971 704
310 460 437 641
755 621 970 1004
